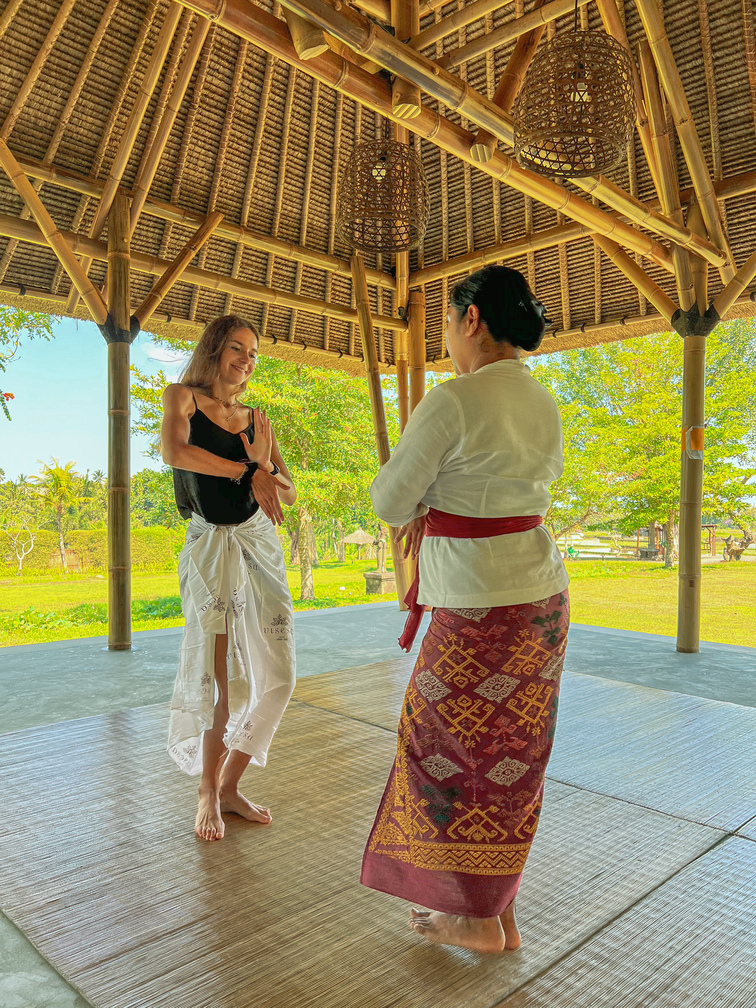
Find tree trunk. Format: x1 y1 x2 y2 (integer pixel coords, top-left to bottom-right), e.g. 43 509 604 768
336 519 345 562
308 521 319 568
56 508 67 572
664 512 679 569
298 508 315 602
289 527 299 566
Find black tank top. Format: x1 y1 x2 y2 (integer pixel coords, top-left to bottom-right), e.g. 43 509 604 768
172 399 260 524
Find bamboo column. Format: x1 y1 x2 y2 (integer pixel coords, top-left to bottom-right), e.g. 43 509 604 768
676 331 706 653
351 253 413 607
106 195 135 650
391 0 421 119
393 120 410 430
408 287 426 412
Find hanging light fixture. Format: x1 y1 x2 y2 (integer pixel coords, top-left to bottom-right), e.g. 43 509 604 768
336 139 430 254
512 3 635 178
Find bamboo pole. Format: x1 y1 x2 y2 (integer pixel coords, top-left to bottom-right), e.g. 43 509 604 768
596 0 659 193
130 17 211 237
17 155 395 290
391 0 421 119
354 0 390 20
180 0 674 272
325 35 381 74
636 40 693 309
408 288 426 413
67 2 183 313
687 205 708 315
470 0 546 164
676 330 706 654
394 123 410 430
410 0 508 50
573 174 727 269
0 141 108 324
0 210 407 331
283 8 329 59
712 249 756 318
635 0 735 282
106 194 134 651
351 253 413 608
592 235 677 322
135 211 223 325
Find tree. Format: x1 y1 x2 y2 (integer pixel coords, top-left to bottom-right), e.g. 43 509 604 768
0 473 43 574
131 353 400 600
31 459 86 571
533 320 756 567
0 307 57 419
131 467 183 528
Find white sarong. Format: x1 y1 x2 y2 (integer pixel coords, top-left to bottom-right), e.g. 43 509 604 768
167 511 296 775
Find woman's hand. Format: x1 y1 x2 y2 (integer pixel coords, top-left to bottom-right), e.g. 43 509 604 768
241 407 273 466
251 468 290 526
396 515 427 559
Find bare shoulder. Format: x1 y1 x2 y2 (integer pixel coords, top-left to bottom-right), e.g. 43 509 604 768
162 383 194 411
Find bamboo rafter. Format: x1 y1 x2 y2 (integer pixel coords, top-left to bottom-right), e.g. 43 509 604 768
593 234 677 323
135 211 224 325
130 15 211 238
200 0 675 272
288 77 320 342
431 0 593 68
53 0 162 297
712 250 756 318
410 0 510 51
392 0 421 119
470 0 546 164
67 1 184 314
635 0 735 282
742 0 756 136
637 39 693 311
687 203 708 316
0 142 107 325
0 211 407 332
284 8 329 59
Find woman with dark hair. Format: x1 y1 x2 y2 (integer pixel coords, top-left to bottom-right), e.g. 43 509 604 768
361 266 569 952
161 316 297 841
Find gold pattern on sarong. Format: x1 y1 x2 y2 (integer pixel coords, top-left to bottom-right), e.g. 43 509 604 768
506 681 554 735
447 804 509 843
502 629 554 675
432 635 491 688
437 694 495 748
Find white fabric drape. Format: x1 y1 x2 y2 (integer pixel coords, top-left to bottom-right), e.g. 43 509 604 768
167 511 296 776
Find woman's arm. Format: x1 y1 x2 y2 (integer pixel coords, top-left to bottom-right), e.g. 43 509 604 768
160 384 247 480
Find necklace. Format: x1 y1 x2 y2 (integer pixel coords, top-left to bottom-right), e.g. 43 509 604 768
202 390 241 422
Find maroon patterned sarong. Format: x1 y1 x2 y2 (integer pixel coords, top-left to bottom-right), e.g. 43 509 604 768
361 591 569 918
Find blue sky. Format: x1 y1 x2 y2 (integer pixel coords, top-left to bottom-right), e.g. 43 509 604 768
0 317 188 481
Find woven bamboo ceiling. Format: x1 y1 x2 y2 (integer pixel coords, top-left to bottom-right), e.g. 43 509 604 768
1 0 755 374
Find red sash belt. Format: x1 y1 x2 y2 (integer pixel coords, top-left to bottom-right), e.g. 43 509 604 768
398 507 543 652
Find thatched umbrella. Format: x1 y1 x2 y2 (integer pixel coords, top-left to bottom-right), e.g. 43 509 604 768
341 527 377 561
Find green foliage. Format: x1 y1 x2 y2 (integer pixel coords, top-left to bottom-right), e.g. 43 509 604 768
131 467 183 528
0 307 57 419
533 319 756 539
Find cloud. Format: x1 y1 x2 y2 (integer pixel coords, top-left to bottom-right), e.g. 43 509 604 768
143 343 190 364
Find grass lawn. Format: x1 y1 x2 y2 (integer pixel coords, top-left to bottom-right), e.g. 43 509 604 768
1 559 754 649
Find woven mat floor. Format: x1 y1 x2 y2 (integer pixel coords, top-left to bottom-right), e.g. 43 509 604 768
0 661 752 1008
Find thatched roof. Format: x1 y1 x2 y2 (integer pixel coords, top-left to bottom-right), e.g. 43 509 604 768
1 0 755 374
342 527 376 544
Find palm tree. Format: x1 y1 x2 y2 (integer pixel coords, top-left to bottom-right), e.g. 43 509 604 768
32 459 83 572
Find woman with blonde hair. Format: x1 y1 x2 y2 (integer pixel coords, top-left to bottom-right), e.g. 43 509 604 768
161 315 297 841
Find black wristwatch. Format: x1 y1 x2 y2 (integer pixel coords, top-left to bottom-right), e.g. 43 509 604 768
269 463 280 476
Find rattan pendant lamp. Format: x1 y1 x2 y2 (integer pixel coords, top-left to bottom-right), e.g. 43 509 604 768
336 137 430 254
512 0 635 177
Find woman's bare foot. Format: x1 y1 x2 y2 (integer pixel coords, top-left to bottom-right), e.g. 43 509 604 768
409 909 506 953
195 787 225 841
219 787 272 824
499 901 521 949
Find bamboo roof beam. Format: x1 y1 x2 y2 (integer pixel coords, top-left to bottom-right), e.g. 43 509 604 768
0 142 107 325
634 0 736 282
274 0 719 270
353 0 390 21
0 211 407 332
595 0 659 200
571 175 726 270
135 211 224 326
742 0 756 136
410 0 510 51
9 158 395 291
687 204 708 316
0 0 121 285
429 0 592 68
284 8 329 59
67 1 184 313
712 250 756 319
325 35 381 73
288 78 320 342
418 0 450 16
637 39 693 311
130 16 211 237
0 0 24 42
696 0 721 182
210 0 673 271
470 0 546 164
392 0 421 119
0 0 77 141
593 235 677 323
